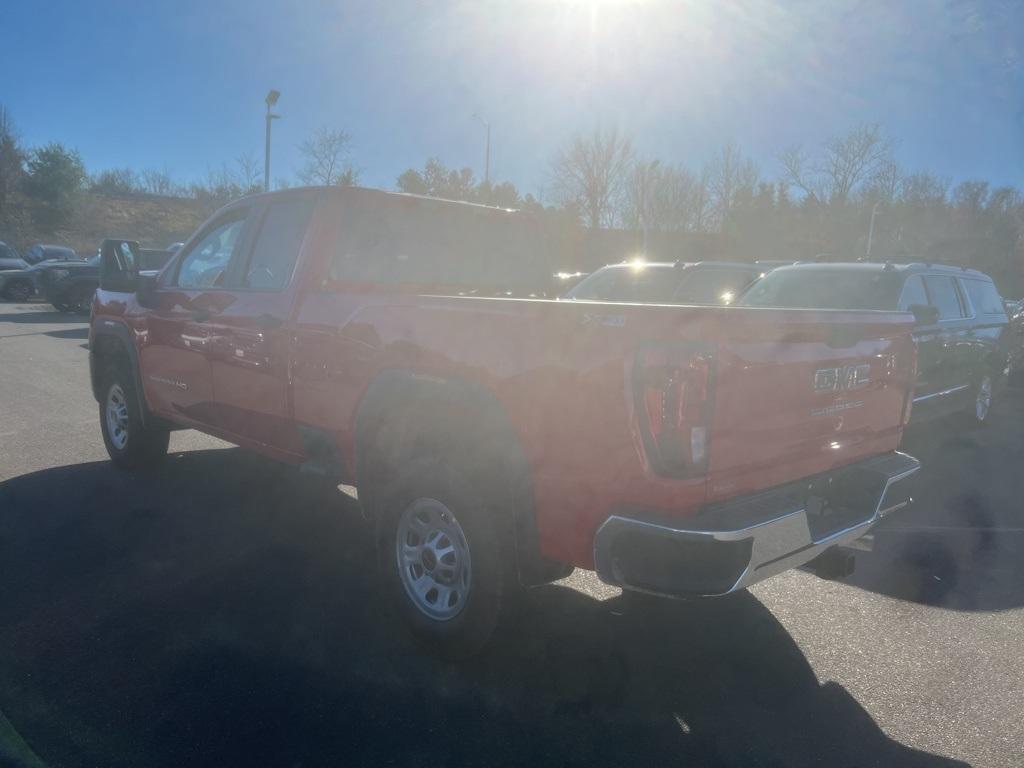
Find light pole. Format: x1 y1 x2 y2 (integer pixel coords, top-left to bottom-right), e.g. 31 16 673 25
264 90 281 192
472 113 490 186
865 201 881 259
640 159 660 253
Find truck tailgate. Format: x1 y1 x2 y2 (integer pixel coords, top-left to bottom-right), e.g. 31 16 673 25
703 308 916 503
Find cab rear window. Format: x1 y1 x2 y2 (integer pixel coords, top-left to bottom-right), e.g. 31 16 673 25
328 197 546 292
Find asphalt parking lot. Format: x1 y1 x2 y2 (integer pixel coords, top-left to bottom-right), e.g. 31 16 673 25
1 302 1021 767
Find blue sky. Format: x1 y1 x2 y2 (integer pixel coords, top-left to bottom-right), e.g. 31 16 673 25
2 0 1021 196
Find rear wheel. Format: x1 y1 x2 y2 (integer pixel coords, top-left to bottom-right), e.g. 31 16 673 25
372 457 513 659
99 367 169 470
70 284 95 314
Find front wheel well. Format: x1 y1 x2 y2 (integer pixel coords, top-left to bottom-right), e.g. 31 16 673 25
89 333 134 402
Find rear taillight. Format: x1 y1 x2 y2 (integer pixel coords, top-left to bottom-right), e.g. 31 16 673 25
634 344 714 478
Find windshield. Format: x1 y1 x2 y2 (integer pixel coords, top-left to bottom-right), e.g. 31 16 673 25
566 265 677 302
674 267 762 304
739 269 904 310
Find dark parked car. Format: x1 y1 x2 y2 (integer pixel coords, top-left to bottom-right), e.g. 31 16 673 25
738 262 1010 426
0 240 22 265
22 243 79 265
564 260 773 305
0 246 84 302
1005 299 1024 387
0 242 34 300
39 246 177 313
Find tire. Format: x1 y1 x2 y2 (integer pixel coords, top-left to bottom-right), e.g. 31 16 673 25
3 280 32 302
372 455 514 659
963 373 994 428
69 284 96 314
99 365 169 470
52 301 72 313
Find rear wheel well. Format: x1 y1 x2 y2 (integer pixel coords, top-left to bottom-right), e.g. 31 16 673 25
354 371 571 587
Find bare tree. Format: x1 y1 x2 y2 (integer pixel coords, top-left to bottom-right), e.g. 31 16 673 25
707 142 759 227
549 127 634 228
141 168 176 196
623 160 705 233
780 125 896 206
820 124 894 204
870 158 902 204
297 127 358 186
778 144 821 202
234 150 262 193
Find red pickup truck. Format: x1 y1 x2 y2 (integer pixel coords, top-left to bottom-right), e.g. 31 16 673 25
90 187 920 656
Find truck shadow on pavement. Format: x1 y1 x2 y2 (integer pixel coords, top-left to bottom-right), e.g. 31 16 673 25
0 450 968 767
0 310 86 325
846 396 1024 612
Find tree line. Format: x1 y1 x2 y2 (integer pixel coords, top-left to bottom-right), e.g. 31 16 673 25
1 102 1021 293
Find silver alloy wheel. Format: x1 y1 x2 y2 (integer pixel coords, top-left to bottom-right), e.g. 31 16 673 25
976 375 992 421
395 497 472 621
105 383 130 450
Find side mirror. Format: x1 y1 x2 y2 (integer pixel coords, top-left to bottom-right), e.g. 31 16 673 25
908 303 940 326
99 238 142 292
135 272 160 308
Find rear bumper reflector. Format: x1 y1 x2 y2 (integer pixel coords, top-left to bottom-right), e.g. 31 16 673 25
593 450 920 598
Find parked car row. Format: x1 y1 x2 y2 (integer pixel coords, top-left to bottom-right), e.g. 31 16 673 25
566 257 1020 430
0 240 178 311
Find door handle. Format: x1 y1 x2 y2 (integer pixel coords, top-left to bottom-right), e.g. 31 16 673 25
255 313 284 329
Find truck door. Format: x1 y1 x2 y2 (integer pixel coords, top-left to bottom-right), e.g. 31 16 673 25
202 194 317 454
898 275 942 401
921 274 970 412
139 208 253 425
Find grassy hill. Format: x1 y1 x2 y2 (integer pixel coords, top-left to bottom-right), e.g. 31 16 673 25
5 192 208 256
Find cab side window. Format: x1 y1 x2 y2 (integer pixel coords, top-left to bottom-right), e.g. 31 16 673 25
241 198 314 290
898 275 928 310
175 213 248 289
962 278 1005 317
923 275 965 320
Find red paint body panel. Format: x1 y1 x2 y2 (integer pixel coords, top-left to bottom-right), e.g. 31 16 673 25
92 188 918 571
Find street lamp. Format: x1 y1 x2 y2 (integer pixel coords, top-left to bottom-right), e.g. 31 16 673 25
472 113 490 186
264 89 281 193
865 200 881 259
640 159 660 253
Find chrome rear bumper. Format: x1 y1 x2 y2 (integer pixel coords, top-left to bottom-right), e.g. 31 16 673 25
593 451 920 598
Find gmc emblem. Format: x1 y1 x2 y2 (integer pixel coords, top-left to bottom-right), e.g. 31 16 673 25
814 364 870 392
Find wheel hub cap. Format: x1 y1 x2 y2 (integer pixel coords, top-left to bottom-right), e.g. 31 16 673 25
976 377 992 421
396 498 472 621
105 384 130 450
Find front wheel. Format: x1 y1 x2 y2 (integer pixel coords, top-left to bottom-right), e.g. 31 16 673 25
964 374 994 427
374 458 511 659
99 369 169 470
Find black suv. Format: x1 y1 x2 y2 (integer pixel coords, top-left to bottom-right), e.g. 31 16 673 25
39 246 177 314
564 260 777 305
739 262 1010 426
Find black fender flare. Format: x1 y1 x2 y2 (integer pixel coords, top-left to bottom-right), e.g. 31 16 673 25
89 318 151 426
353 369 569 586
